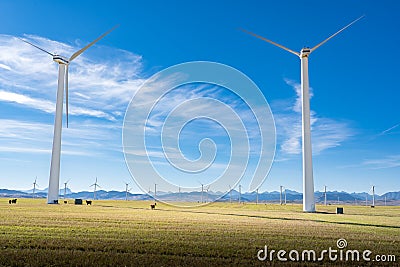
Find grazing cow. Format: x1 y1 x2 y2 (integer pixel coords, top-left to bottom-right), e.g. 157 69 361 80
150 203 157 210
9 199 17 204
64 201 68 204
86 200 92 205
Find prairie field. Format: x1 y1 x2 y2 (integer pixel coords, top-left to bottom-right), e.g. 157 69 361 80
0 199 398 266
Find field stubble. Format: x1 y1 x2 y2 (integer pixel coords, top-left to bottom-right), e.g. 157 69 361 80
0 199 398 266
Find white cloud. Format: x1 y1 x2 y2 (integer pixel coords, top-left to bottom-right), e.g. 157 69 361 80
0 34 144 119
361 155 400 169
273 79 353 157
0 90 54 113
0 119 121 157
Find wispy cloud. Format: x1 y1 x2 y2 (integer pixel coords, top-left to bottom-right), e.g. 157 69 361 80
378 123 400 136
361 155 400 169
0 119 121 157
273 78 353 158
0 34 144 120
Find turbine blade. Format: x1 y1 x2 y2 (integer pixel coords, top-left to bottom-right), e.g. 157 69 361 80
239 28 300 57
65 65 69 128
17 37 54 56
310 15 365 52
69 25 119 62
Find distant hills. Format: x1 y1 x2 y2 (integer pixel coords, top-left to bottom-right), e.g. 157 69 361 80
1 188 399 205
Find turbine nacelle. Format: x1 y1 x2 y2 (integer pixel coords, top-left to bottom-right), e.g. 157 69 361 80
300 48 311 58
52 55 69 65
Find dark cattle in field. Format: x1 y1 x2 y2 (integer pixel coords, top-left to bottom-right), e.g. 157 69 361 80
86 200 92 205
150 203 156 210
64 201 68 204
9 199 17 204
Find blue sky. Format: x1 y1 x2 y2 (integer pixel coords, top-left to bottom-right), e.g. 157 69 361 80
0 0 399 195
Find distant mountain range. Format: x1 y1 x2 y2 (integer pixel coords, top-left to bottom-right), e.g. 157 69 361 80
1 188 399 205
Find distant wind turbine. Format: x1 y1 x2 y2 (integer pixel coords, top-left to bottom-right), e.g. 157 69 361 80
241 16 364 212
19 26 118 204
284 187 287 205
124 181 131 201
63 179 70 199
90 177 101 200
198 182 204 203
32 177 38 198
371 185 375 207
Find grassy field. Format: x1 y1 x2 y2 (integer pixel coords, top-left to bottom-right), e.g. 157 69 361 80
0 199 398 266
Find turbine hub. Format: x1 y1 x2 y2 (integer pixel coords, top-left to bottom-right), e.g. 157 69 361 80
53 55 69 65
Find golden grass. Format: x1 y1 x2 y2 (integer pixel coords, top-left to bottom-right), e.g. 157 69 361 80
0 199 398 266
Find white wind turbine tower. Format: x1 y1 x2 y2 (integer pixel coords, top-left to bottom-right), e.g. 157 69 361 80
19 26 117 204
241 16 364 212
90 177 101 200
284 187 287 205
32 177 38 198
371 185 375 207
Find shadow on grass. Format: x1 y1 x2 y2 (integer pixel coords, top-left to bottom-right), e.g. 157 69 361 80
97 204 400 230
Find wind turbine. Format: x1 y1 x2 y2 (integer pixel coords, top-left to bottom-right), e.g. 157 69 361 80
124 181 131 201
63 179 70 199
19 26 118 204
241 16 364 212
198 182 204 203
284 187 287 205
32 177 38 198
90 177 101 200
371 185 375 207
280 186 283 205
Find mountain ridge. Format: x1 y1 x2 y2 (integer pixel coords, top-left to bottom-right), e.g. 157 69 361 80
1 188 399 204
